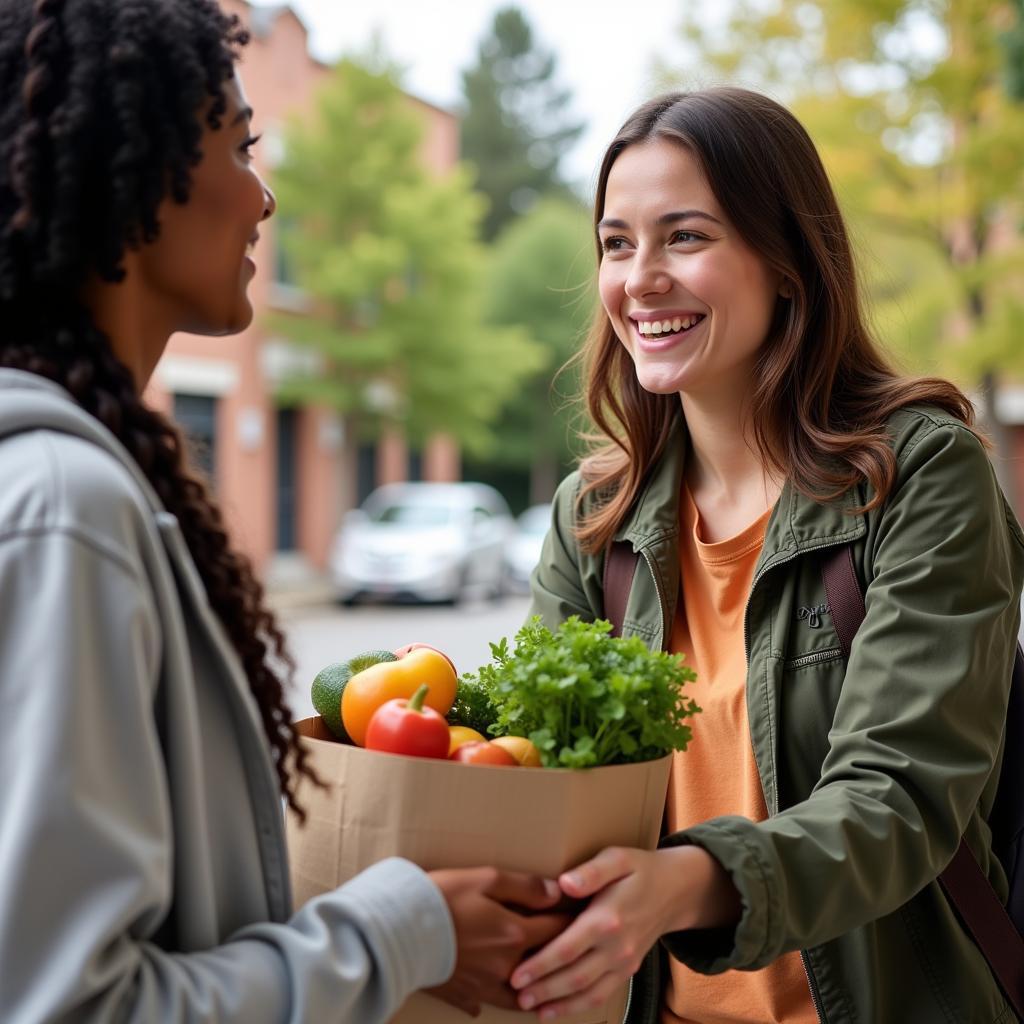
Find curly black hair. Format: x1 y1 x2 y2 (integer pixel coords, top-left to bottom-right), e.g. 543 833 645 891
0 0 317 818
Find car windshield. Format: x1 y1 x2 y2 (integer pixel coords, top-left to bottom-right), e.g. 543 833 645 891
370 502 454 527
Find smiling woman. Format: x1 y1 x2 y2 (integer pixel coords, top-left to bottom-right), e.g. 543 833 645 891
520 88 1024 1024
596 140 781 402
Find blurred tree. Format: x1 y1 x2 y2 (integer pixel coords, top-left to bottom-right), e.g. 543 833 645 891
269 59 544 456
661 0 1024 450
1003 0 1024 100
464 198 595 505
460 6 585 240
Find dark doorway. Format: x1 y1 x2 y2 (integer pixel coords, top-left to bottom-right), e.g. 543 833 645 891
276 408 298 551
173 393 218 484
357 442 377 505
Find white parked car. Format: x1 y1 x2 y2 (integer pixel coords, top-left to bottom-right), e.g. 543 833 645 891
504 503 552 593
330 482 515 604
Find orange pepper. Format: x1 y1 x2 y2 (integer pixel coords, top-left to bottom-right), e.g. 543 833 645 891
342 646 457 747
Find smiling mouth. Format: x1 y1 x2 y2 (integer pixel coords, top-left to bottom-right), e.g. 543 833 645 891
632 314 706 341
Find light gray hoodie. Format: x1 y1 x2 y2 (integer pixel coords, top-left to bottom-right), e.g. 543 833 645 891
0 368 456 1022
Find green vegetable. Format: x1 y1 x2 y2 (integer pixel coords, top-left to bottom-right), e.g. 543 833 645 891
446 673 499 736
312 650 398 742
459 616 699 768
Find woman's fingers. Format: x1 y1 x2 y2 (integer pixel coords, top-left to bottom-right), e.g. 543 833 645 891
510 901 618 990
532 970 624 1021
513 948 611 1012
558 846 635 899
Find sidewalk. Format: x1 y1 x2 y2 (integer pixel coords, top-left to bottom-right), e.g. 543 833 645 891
263 552 337 615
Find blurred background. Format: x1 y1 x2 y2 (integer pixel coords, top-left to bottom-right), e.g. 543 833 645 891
145 0 1024 711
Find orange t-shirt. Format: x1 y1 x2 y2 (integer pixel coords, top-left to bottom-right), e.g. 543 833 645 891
662 487 818 1024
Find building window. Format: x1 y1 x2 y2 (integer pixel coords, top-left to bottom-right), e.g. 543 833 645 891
173 393 218 484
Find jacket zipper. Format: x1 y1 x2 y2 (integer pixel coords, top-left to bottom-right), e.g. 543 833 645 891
787 647 842 669
800 951 826 1024
639 549 667 650
627 552 662 1024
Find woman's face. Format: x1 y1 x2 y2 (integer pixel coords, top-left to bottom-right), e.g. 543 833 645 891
138 73 275 338
597 138 782 401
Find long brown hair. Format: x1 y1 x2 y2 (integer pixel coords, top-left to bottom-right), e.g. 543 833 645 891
0 0 316 817
575 88 977 554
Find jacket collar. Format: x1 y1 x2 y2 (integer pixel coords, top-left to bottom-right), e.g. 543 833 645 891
616 412 867 562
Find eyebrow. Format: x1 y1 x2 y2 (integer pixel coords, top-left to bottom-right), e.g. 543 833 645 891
231 106 254 126
597 209 723 230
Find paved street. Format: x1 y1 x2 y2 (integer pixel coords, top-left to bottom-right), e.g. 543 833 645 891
279 595 532 721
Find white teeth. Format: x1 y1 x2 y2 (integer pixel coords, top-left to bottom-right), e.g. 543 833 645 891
636 316 703 335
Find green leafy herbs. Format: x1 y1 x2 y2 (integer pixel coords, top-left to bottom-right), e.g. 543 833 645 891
446 672 499 736
454 617 700 769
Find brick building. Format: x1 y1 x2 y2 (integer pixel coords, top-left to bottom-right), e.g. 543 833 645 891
144 1 461 584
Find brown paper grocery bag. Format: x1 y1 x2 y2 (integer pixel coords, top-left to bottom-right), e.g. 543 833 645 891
286 718 671 1024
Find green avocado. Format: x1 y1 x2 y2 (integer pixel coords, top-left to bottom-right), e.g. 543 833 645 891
311 649 398 741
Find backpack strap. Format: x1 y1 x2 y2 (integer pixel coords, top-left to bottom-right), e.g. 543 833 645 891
603 540 639 638
823 544 1024 1020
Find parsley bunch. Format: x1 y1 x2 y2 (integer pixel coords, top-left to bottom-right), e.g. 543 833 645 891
457 617 699 769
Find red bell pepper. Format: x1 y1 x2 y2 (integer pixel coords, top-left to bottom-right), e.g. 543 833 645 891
364 683 451 759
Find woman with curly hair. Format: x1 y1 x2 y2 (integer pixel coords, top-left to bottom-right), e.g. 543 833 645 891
0 1 564 1020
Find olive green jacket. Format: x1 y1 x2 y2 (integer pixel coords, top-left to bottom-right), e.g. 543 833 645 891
529 406 1024 1024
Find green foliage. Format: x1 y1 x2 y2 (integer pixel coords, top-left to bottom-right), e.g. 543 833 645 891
479 197 595 473
270 58 545 454
458 617 700 768
660 0 1024 388
1002 0 1024 101
460 6 585 240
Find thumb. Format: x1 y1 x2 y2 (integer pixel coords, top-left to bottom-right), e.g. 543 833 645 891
559 846 634 898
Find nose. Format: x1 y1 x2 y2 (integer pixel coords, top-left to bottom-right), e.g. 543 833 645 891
624 247 670 300
260 180 277 221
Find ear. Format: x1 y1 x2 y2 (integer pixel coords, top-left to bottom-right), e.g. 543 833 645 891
779 279 794 299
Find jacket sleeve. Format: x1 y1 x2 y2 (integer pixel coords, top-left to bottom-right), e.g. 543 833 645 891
528 471 598 627
0 527 455 1023
661 421 1024 972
